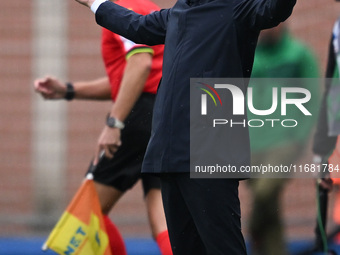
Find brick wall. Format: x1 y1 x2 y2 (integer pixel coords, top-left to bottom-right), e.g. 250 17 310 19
0 0 340 241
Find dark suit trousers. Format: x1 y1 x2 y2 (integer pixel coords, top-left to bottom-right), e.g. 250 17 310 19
160 173 247 255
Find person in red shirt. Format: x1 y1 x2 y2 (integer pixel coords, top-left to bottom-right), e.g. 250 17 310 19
34 0 171 254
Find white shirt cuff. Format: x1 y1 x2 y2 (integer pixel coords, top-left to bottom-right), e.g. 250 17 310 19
91 0 107 13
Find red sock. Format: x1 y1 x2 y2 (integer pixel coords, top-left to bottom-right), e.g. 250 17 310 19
334 232 340 244
103 215 127 255
156 230 173 255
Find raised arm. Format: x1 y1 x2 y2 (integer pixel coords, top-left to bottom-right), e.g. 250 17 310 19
74 0 96 8
234 0 297 31
75 0 169 45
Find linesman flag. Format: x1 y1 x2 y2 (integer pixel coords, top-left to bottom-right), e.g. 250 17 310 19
42 173 112 255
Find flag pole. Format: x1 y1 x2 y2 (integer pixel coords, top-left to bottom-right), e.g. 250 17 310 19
41 150 106 253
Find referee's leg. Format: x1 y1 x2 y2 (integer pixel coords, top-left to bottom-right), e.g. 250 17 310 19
160 173 247 255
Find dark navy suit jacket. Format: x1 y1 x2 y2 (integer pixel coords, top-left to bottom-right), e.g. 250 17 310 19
95 0 296 174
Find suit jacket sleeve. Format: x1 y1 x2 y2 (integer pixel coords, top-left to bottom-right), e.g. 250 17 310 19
95 1 169 46
234 0 296 30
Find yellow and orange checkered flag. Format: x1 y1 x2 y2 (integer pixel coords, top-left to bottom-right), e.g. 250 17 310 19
42 173 112 255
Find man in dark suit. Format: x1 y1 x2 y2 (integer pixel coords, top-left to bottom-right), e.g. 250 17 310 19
73 0 296 254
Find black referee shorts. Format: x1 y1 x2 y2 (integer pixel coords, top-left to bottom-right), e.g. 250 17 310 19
87 93 160 196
